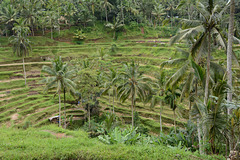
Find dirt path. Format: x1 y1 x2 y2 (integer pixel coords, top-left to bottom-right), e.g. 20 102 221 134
42 130 73 138
11 113 19 121
0 62 51 67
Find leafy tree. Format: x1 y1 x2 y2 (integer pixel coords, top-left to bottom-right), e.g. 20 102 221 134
117 61 152 128
41 56 76 127
76 68 100 129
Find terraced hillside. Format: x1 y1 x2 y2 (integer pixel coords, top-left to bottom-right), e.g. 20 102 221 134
0 36 239 133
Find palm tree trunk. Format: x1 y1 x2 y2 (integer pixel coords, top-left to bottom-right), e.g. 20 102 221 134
51 27 53 39
197 118 203 154
131 94 134 129
160 101 163 134
64 88 67 129
109 91 111 112
112 86 114 114
88 104 91 129
174 109 176 133
227 0 235 115
204 31 211 105
105 6 108 22
58 90 61 127
23 57 27 86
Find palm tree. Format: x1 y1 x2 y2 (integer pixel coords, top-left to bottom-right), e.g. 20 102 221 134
170 1 230 105
21 0 42 36
41 56 76 127
100 0 113 22
164 88 180 133
10 20 31 86
0 3 17 36
45 11 59 39
105 16 124 40
103 68 118 114
150 71 165 134
117 61 152 128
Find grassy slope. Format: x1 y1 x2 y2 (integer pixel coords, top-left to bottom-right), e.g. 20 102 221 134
0 125 224 160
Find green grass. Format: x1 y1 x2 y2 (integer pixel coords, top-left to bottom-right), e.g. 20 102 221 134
0 125 224 160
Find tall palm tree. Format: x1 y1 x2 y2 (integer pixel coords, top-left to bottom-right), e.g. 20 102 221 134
103 68 118 114
164 88 180 133
117 61 152 128
45 11 59 39
170 0 230 105
10 20 31 86
150 71 165 134
41 56 76 127
100 0 113 22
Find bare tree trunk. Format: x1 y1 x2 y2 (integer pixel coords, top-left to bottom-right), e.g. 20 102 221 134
227 0 235 114
51 27 53 39
131 94 134 129
58 91 61 127
204 32 211 105
88 104 91 129
112 86 114 114
23 57 27 86
105 7 108 22
174 109 176 133
64 88 67 129
160 101 163 134
197 118 203 154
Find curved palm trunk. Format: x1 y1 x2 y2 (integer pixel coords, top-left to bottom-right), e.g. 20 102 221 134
58 90 61 127
23 57 27 86
204 32 211 105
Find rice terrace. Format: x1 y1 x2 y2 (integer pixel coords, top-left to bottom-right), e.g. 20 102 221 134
0 0 240 159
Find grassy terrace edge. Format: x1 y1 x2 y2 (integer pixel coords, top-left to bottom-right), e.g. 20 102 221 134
0 125 224 160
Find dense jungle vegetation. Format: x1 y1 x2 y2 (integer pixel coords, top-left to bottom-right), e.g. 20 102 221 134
0 0 240 159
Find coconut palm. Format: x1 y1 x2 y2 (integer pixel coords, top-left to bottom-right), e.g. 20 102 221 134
117 61 152 128
103 68 118 114
10 20 31 86
150 71 165 134
45 11 59 39
105 16 124 40
41 56 76 127
170 1 231 105
0 3 17 36
100 0 113 22
21 0 42 36
164 88 181 133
